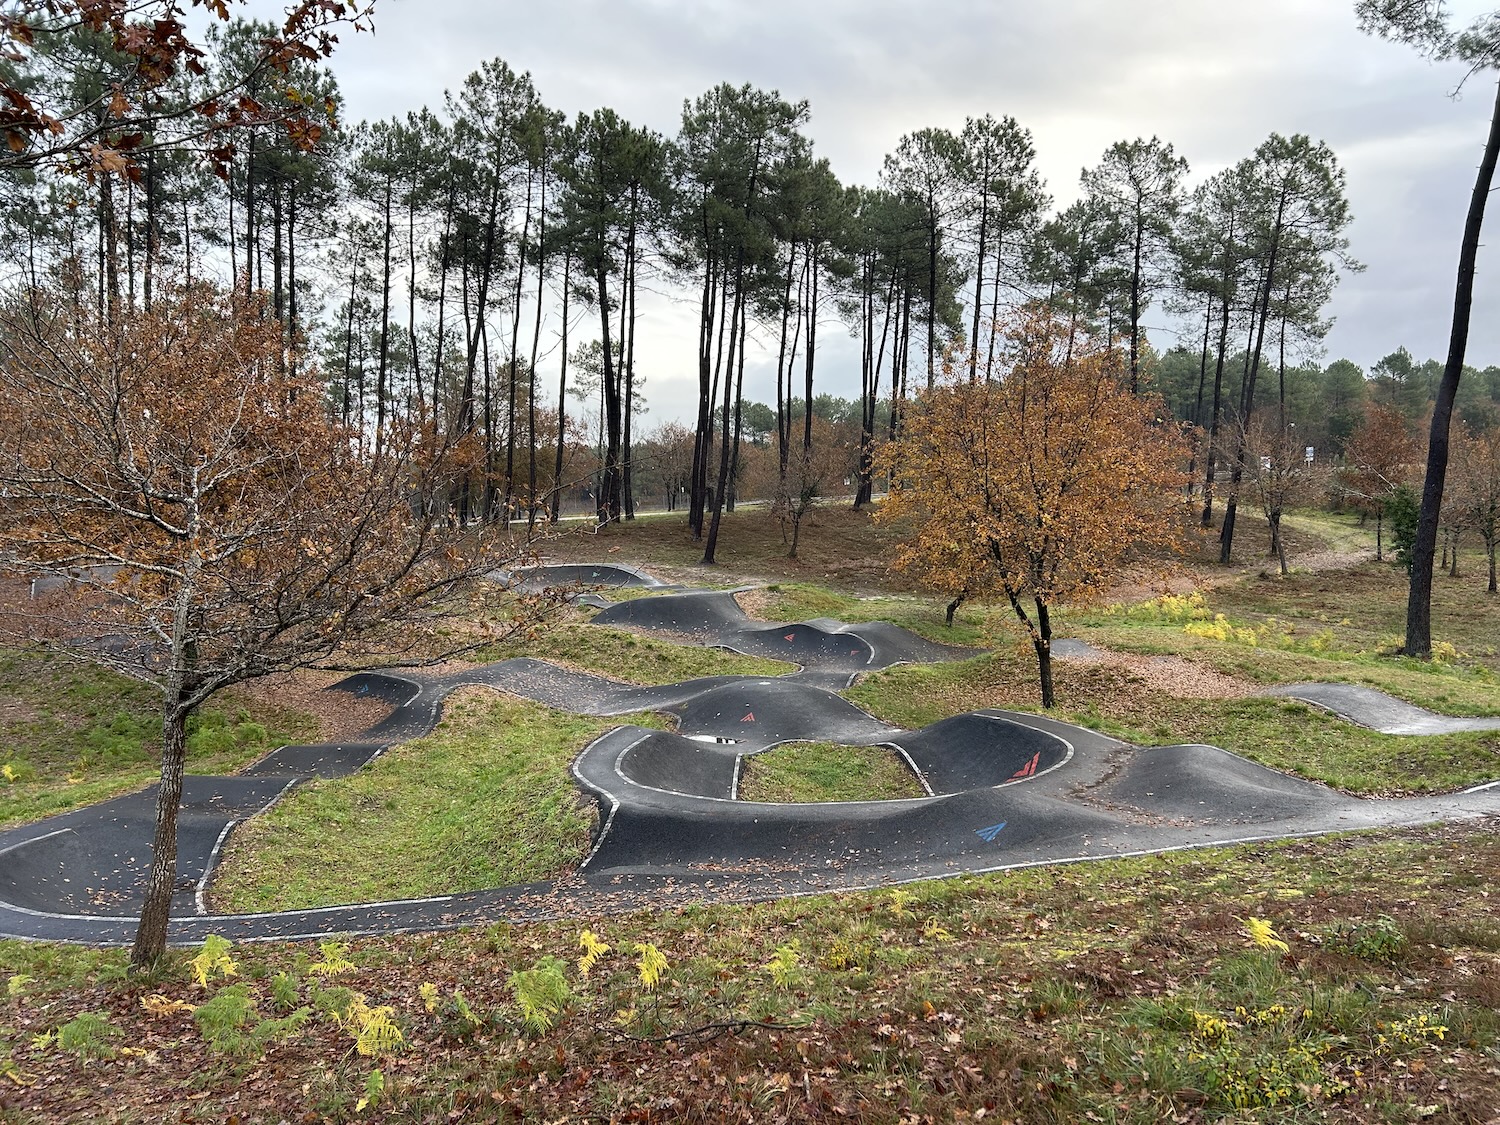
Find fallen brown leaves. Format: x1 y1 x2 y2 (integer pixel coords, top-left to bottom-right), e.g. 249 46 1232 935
3 822 1500 1123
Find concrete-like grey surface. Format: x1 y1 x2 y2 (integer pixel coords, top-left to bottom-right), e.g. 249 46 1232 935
1267 682 1500 735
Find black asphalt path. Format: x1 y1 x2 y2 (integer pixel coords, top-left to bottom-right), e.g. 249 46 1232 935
2 565 1498 945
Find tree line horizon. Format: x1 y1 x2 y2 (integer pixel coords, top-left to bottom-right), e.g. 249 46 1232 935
3 16 1494 566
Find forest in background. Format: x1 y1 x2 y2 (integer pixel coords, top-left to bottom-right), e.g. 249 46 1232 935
4 18 1496 560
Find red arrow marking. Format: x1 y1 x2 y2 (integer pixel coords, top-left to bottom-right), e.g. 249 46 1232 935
784 633 797 642
741 712 755 723
1010 752 1041 779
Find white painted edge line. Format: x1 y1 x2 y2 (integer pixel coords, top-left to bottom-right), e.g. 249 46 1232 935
0 827 73 859
196 822 238 916
574 729 649 870
876 740 935 797
1462 778 1500 794
195 776 304 915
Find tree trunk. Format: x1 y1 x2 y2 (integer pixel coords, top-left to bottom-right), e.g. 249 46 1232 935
130 704 190 967
506 169 532 525
623 196 639 519
376 164 394 455
945 592 965 628
703 265 745 564
1006 589 1054 708
551 248 571 523
1405 75 1500 657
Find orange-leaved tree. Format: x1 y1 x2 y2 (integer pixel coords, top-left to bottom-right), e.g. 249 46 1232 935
876 308 1192 707
0 282 535 967
1338 403 1422 561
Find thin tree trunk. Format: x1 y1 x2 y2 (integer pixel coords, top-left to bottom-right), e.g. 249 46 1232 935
376 165 394 454
551 248 571 523
1406 75 1500 657
130 703 190 966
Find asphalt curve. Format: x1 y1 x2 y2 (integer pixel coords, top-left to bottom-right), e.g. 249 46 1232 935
1 565 1498 946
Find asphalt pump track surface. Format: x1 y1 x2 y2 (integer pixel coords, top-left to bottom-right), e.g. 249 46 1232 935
2 563 1499 946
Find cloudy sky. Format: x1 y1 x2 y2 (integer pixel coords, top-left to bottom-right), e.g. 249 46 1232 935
304 0 1499 424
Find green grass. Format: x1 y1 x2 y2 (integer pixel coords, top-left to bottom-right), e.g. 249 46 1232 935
472 621 793 682
210 690 671 913
736 741 927 802
750 581 1005 647
848 648 1500 794
0 649 313 828
4 824 1498 1123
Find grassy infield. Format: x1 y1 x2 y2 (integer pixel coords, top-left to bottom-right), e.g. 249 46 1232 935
3 508 1500 1121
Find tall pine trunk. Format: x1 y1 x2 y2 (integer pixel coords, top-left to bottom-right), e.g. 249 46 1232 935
1405 75 1500 657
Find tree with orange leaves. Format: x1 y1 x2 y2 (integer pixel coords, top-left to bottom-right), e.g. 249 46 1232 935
0 0 371 177
876 308 1191 707
0 282 535 966
1338 403 1422 561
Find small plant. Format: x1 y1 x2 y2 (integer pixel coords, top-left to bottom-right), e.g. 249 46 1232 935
191 984 257 1054
53 1011 119 1058
356 1068 386 1113
510 956 571 1034
1327 916 1407 964
1 1054 33 1088
921 916 954 942
1377 1011 1448 1051
270 971 301 1012
820 936 870 973
187 934 237 988
140 993 194 1017
578 929 611 976
422 985 483 1038
193 983 310 1055
765 941 801 990
887 888 913 920
309 940 356 977
633 943 668 992
335 994 404 1057
1242 916 1290 954
7 974 30 998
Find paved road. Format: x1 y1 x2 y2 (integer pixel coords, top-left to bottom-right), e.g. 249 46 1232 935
2 564 1497 945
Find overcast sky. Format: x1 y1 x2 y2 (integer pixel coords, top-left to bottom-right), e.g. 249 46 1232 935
303 0 1499 425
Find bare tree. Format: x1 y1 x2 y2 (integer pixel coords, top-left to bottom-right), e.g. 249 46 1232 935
1238 415 1323 576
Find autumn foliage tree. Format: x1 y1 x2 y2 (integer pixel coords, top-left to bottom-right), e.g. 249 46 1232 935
0 0 370 175
877 309 1191 707
0 283 532 967
1339 403 1422 560
1451 426 1500 593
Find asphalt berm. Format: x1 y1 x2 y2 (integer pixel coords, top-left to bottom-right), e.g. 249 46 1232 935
1 563 1496 945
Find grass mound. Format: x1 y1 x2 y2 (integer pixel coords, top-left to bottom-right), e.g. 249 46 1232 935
736 740 926 802
210 689 668 913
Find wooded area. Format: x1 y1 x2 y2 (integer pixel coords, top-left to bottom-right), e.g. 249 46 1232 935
8 3 1471 555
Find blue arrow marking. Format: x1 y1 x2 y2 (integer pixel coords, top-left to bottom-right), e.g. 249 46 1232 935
975 821 1007 843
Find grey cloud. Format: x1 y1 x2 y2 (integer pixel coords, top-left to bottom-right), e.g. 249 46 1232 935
291 0 1500 417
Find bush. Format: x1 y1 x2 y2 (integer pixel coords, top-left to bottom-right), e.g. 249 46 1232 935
1387 485 1420 571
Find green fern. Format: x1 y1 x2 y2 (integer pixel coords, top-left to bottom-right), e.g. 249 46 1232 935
56 1012 118 1058
509 956 571 1035
766 941 801 990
